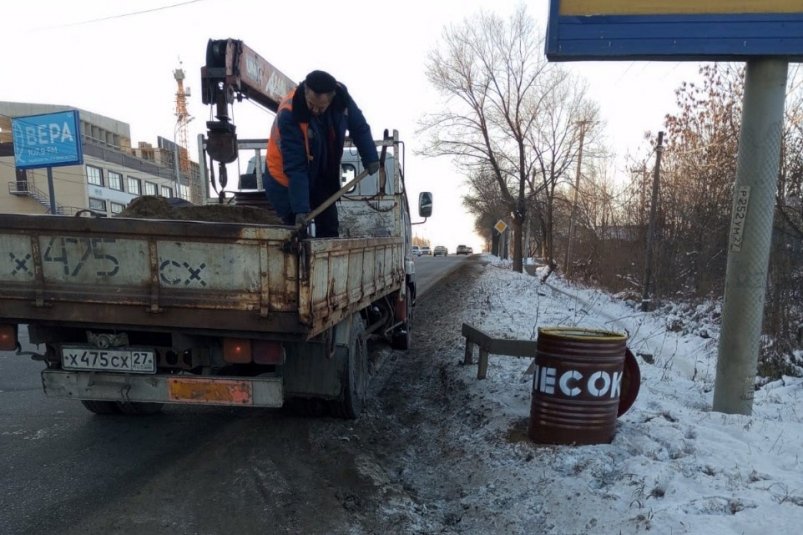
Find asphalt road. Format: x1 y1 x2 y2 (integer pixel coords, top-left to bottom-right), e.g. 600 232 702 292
412 252 471 296
0 254 476 535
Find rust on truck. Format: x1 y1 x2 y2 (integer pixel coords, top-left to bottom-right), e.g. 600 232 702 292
0 213 401 340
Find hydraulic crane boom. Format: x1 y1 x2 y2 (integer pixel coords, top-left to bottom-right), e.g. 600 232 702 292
200 39 296 190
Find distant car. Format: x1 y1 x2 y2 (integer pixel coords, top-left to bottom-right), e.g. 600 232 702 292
456 244 471 255
411 245 421 256
433 245 448 256
420 246 432 256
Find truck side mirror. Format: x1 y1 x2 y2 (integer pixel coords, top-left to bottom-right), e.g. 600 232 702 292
418 192 433 218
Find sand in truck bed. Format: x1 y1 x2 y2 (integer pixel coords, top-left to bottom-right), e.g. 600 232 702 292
118 195 283 225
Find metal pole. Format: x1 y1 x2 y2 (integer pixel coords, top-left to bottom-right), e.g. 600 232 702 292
713 58 788 415
173 144 180 194
46 167 56 214
197 133 208 203
641 131 665 312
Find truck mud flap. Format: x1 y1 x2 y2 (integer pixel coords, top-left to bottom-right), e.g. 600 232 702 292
42 370 283 408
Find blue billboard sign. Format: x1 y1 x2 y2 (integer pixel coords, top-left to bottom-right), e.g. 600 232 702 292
12 110 83 169
546 0 803 61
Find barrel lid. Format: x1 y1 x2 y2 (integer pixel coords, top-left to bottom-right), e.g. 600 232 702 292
618 348 641 416
538 327 627 342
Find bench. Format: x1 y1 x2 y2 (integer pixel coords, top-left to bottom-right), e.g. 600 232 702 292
461 323 538 379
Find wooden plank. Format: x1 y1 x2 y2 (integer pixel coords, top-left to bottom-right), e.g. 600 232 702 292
487 338 538 357
464 339 474 365
478 349 489 380
461 323 537 357
462 322 538 379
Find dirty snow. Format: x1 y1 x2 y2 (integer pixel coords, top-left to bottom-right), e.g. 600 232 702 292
360 255 803 535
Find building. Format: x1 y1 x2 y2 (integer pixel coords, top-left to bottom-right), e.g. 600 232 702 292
0 101 201 216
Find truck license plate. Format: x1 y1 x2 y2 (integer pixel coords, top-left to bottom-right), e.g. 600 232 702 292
61 347 156 374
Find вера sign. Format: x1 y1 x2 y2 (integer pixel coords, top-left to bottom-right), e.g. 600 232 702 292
546 0 803 61
12 110 83 169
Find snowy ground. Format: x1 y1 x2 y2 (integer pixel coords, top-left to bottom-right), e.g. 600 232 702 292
4 254 801 534
352 255 803 535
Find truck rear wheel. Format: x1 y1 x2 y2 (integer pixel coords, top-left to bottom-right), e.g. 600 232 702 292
80 400 121 415
330 315 368 419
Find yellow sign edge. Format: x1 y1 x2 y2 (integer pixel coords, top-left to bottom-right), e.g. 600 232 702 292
560 0 803 16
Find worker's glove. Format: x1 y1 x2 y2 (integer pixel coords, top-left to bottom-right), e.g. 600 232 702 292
295 212 316 238
366 161 380 175
294 212 309 227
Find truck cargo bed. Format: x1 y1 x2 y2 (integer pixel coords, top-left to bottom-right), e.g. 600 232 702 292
0 214 404 339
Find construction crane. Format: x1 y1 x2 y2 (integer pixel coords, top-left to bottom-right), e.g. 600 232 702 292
173 62 192 174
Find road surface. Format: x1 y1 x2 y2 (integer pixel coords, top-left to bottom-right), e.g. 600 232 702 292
0 255 481 535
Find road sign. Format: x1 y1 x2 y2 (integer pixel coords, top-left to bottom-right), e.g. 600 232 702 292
546 0 803 61
12 110 83 169
494 220 508 234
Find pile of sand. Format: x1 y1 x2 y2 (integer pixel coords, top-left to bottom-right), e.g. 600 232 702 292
117 196 283 225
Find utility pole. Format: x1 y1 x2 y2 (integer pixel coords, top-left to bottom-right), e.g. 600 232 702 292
564 120 588 276
641 131 665 312
714 59 788 415
640 163 648 226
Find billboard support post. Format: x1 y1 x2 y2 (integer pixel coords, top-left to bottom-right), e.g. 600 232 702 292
46 167 56 214
713 58 788 415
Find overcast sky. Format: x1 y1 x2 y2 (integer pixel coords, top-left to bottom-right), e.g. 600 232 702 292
3 0 705 252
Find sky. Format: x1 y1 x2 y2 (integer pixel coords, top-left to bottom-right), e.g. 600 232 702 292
2 0 705 253
393 255 803 533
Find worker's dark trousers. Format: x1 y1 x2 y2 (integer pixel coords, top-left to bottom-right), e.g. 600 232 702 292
310 195 339 238
264 177 339 237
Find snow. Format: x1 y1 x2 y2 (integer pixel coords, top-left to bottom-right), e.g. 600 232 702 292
392 255 803 534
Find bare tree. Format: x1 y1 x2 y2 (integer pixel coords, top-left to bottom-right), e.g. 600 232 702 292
661 64 742 296
419 5 552 272
463 165 508 247
526 74 600 271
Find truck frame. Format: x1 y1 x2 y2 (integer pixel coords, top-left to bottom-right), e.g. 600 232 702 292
0 39 431 418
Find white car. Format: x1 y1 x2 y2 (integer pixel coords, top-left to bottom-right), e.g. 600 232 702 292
420 246 432 256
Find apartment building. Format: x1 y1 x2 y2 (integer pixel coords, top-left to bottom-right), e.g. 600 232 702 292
0 101 201 216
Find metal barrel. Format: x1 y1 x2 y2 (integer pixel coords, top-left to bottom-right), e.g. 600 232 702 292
528 327 628 445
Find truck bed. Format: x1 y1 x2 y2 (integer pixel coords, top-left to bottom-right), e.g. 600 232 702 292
0 213 404 339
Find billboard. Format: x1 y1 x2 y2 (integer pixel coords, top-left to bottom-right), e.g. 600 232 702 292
546 0 803 61
12 110 83 169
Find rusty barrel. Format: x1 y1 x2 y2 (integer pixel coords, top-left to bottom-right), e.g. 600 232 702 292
528 327 628 445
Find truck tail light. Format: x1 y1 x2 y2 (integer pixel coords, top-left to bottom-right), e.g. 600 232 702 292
253 340 285 365
223 338 252 363
0 324 17 351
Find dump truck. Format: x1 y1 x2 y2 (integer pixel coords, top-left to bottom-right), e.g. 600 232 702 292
0 38 431 418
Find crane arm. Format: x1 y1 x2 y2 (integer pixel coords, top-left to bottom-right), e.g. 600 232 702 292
200 39 297 192
201 38 296 114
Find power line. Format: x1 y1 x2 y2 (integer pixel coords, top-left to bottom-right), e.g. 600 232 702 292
33 0 209 31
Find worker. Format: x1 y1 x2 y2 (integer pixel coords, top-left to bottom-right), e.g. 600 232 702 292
264 70 380 237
